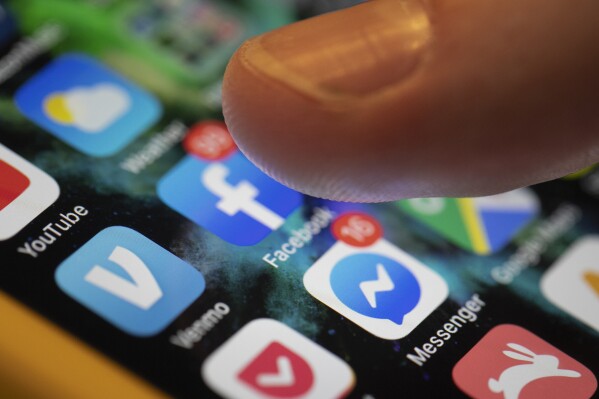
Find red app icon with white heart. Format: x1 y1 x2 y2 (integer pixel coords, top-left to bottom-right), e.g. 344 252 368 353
238 341 313 397
202 319 355 399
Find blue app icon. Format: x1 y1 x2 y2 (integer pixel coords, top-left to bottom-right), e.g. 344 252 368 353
15 54 161 157
158 153 302 246
329 253 421 325
55 226 204 336
304 239 448 339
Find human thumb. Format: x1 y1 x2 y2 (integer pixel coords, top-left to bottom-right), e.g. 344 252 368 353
223 0 599 202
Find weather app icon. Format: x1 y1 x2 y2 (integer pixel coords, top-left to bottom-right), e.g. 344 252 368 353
15 54 161 157
304 239 448 340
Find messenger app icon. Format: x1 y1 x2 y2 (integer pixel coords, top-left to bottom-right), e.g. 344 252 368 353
304 239 448 340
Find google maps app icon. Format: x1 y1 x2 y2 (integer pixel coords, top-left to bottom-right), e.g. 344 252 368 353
397 189 540 255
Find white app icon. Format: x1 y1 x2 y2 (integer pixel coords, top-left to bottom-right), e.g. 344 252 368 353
43 83 130 133
541 236 599 332
0 143 60 240
303 239 448 340
202 319 355 399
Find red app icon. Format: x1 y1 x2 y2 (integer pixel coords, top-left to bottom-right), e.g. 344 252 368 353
238 341 314 398
0 160 30 211
453 324 597 399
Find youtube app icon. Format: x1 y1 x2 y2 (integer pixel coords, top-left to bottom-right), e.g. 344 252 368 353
202 319 355 399
0 160 30 211
0 144 59 240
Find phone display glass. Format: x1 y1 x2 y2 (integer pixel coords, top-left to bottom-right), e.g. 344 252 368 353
0 1 598 398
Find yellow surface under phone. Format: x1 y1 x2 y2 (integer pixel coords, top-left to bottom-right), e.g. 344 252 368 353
0 291 167 399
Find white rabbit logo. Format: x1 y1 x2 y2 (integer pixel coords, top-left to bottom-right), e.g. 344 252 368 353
488 342 581 399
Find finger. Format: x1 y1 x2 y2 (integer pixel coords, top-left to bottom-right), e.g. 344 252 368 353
222 0 599 202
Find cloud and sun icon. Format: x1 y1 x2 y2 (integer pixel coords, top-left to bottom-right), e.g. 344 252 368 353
42 83 131 133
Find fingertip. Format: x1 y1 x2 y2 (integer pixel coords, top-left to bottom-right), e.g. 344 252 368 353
223 0 599 202
222 0 434 202
222 44 373 201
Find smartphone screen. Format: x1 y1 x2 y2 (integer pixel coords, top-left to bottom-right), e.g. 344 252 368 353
1 1 598 398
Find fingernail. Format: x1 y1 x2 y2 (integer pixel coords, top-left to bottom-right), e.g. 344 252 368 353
239 0 432 100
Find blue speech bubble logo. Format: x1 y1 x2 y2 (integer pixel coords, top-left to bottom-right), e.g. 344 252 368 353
329 253 421 325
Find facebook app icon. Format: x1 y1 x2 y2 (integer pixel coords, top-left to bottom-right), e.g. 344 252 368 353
158 153 302 245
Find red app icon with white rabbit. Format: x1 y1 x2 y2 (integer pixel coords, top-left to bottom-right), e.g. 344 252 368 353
453 324 597 399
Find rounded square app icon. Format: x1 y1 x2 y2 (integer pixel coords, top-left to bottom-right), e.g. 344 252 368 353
15 54 161 157
397 189 539 255
541 236 599 332
158 153 302 246
55 226 204 336
452 324 597 399
0 143 60 240
202 319 355 399
303 239 448 340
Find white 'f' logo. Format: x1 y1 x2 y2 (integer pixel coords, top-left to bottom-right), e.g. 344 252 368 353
201 163 285 230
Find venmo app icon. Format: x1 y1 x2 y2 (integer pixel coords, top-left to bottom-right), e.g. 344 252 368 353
158 153 302 246
304 239 448 339
55 226 204 336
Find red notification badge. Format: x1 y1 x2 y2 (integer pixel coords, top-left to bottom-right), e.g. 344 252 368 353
332 212 382 247
183 120 236 161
